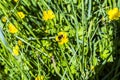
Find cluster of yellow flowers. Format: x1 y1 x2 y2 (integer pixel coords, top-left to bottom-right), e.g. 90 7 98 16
42 10 68 44
4 6 120 57
107 7 120 20
43 10 55 21
55 32 68 45
12 40 22 56
7 11 25 34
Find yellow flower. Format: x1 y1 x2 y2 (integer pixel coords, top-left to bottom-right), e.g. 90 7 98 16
13 45 19 56
47 10 55 19
107 7 120 20
1 16 7 22
8 23 18 33
14 0 18 2
18 40 22 46
43 11 48 21
43 10 55 21
91 66 95 71
35 75 44 80
17 12 25 19
55 32 68 44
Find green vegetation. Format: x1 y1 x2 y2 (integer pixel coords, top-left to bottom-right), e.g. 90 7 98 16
0 0 120 80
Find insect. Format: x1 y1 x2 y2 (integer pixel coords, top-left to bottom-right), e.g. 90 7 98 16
58 34 64 40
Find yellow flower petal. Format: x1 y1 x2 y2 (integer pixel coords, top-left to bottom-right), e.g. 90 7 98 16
35 75 44 80
43 10 55 21
18 40 22 46
13 45 19 56
107 7 120 20
8 23 18 33
43 11 49 21
14 0 18 2
17 12 25 19
47 10 55 19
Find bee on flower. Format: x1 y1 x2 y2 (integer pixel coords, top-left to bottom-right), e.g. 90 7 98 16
55 32 68 45
13 45 19 56
107 7 120 20
8 23 18 33
43 10 55 21
17 11 25 19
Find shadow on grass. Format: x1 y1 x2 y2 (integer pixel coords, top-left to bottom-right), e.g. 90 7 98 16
89 21 120 80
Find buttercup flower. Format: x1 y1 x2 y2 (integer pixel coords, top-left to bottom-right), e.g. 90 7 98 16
55 32 68 44
8 23 18 33
18 40 22 46
47 10 55 19
35 75 44 80
43 10 55 21
1 16 7 22
107 7 120 20
13 45 19 56
17 11 25 19
14 0 18 2
43 11 48 21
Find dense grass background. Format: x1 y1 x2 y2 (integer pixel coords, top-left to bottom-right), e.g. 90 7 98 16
0 0 120 80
